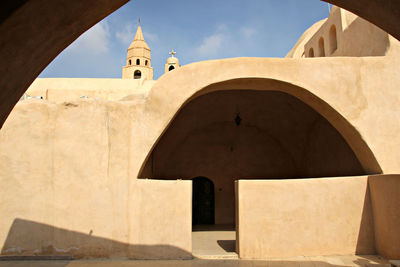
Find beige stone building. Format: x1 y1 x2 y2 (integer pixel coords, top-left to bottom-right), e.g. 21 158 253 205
0 6 399 261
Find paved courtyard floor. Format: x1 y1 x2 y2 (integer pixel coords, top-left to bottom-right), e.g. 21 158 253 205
192 224 237 258
0 226 391 266
0 255 391 267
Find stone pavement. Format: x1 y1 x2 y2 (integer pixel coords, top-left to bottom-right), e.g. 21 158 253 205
0 255 391 267
192 224 237 259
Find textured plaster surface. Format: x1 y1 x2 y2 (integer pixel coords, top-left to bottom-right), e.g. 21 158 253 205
1 54 400 257
369 175 400 259
236 177 375 258
0 255 392 267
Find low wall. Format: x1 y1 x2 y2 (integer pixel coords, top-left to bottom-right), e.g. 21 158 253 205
236 177 375 259
130 179 192 259
369 175 400 259
25 78 156 102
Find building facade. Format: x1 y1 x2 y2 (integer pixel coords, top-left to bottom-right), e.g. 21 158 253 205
1 7 400 260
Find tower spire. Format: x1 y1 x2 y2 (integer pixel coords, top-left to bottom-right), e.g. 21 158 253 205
134 24 144 41
122 23 153 80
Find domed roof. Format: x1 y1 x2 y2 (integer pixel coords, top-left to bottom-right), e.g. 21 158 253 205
167 56 179 64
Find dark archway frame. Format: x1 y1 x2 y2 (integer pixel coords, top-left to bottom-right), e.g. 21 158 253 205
0 0 399 128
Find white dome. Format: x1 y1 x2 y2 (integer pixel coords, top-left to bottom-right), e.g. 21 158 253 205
167 56 179 64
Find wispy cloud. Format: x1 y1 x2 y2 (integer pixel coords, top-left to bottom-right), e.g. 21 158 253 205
194 24 258 59
116 24 134 45
196 33 226 56
116 23 159 45
69 21 110 54
240 26 257 39
144 31 158 42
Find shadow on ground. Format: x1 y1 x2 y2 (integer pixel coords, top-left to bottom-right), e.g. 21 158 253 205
1 218 192 260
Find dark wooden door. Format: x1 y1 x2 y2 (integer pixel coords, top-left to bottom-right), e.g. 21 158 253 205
192 177 215 225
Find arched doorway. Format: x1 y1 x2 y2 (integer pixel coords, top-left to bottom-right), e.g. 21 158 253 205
192 177 215 225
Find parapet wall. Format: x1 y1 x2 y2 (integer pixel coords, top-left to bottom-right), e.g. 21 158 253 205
24 78 156 103
236 177 376 258
236 175 400 259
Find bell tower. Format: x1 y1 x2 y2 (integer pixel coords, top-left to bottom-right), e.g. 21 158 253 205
164 50 180 73
122 22 153 80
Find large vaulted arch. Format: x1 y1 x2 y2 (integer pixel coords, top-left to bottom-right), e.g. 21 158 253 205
138 78 381 224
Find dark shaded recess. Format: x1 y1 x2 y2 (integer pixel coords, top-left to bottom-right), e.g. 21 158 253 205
193 177 215 225
140 90 367 180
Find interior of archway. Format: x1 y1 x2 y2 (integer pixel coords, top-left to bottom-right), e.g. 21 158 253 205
140 89 366 225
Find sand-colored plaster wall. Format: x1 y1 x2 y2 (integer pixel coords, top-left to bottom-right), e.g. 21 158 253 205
130 179 192 259
1 55 400 258
0 99 191 259
369 175 400 259
285 19 327 58
236 177 375 259
290 7 399 58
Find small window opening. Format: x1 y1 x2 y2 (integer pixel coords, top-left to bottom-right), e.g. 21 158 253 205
309 48 314 58
129 59 131 65
169 65 175 71
136 59 140 65
235 113 242 126
145 60 148 66
318 37 325 57
329 25 338 54
134 70 141 79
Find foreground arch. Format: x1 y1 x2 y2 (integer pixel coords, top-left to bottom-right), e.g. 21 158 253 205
0 0 399 129
0 0 128 128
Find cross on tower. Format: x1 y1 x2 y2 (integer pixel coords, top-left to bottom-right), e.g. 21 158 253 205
169 50 176 57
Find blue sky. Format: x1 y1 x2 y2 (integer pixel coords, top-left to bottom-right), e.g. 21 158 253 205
40 0 330 80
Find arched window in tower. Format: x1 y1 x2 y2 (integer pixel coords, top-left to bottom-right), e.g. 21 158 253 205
129 59 131 65
308 48 314 57
145 60 148 66
136 59 140 65
329 25 338 54
134 70 141 79
318 37 325 57
169 65 175 71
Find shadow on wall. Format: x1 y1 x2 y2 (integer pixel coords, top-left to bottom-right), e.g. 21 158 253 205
356 183 376 255
1 218 192 260
341 16 390 56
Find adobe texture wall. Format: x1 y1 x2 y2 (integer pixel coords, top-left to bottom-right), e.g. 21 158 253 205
25 78 156 102
236 177 375 258
287 7 400 58
369 175 400 259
